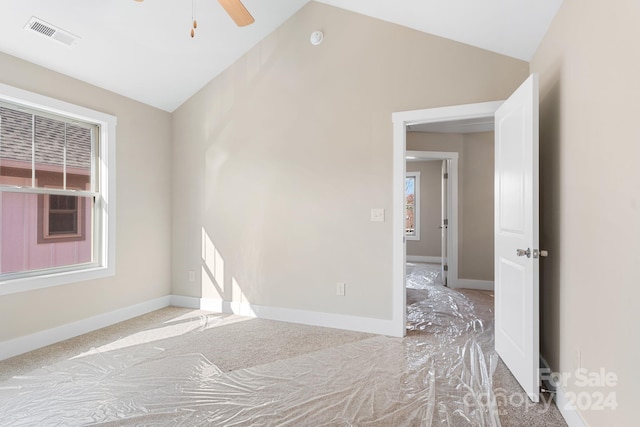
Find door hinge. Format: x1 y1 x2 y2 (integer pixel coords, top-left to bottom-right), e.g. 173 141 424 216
443 219 448 226
540 385 555 394
443 264 448 271
443 172 449 179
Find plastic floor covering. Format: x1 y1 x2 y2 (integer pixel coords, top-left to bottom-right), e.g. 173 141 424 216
1 264 501 426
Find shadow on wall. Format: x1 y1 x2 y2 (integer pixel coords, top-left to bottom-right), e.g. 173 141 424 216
538 64 563 371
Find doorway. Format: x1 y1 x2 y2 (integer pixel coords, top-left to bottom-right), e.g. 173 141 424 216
390 101 502 337
391 74 540 403
405 151 458 287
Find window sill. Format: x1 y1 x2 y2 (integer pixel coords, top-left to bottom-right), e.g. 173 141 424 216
0 264 115 296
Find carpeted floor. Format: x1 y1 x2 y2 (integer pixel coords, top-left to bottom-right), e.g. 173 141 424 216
0 264 567 426
0 308 374 383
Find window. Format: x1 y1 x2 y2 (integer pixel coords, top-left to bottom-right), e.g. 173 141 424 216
48 195 79 235
405 171 420 240
39 193 86 242
0 83 116 295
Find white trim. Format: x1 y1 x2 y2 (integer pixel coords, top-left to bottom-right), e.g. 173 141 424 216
169 294 200 309
392 101 502 337
170 297 400 337
0 186 97 198
393 101 504 127
392 117 408 337
451 279 494 291
0 294 404 362
0 296 170 361
240 303 397 335
552 382 589 427
406 150 458 160
0 83 117 296
203 298 227 313
540 357 588 427
406 255 442 264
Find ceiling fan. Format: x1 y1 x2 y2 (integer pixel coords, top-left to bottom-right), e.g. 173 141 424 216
134 0 255 28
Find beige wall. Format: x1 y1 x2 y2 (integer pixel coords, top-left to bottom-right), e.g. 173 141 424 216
0 52 172 341
531 0 639 424
406 160 442 258
171 1 527 321
460 132 494 281
407 132 494 281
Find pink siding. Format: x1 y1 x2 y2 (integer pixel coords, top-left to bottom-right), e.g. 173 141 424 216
0 177 91 275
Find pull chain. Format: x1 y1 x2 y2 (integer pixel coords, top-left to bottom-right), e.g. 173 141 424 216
191 0 197 38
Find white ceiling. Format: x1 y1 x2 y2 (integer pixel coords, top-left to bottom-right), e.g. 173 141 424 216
0 0 563 112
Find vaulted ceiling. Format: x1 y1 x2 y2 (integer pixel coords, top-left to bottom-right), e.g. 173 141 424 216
0 0 563 112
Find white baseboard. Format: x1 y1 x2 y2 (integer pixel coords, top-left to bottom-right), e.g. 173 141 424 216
451 279 494 291
553 383 589 427
0 296 171 362
540 356 588 427
1 294 402 362
170 296 399 337
406 255 442 264
169 295 231 313
169 294 200 309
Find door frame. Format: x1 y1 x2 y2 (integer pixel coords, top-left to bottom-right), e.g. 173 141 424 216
405 151 458 286
391 101 503 337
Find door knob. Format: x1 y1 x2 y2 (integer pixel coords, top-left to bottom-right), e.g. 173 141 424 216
516 248 531 258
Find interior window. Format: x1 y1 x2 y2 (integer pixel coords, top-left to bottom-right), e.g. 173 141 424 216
405 171 420 240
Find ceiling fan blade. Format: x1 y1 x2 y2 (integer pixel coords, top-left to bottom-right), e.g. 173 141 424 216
133 0 255 28
218 0 255 27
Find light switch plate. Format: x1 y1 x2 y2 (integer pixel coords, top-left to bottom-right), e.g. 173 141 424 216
370 208 385 222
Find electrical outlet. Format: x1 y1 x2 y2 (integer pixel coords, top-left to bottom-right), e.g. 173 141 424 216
188 270 196 282
370 208 385 222
336 282 345 296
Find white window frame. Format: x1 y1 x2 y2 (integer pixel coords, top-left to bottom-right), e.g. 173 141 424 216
0 83 116 296
405 171 420 241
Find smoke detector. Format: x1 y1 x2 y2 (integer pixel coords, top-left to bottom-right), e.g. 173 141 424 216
24 17 79 47
310 30 323 46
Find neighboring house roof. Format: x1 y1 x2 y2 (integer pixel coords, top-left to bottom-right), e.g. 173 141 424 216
0 106 91 170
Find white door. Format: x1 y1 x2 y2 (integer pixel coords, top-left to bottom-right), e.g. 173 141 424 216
494 74 540 402
440 160 448 285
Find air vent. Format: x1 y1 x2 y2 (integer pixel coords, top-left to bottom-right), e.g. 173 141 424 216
24 17 79 47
